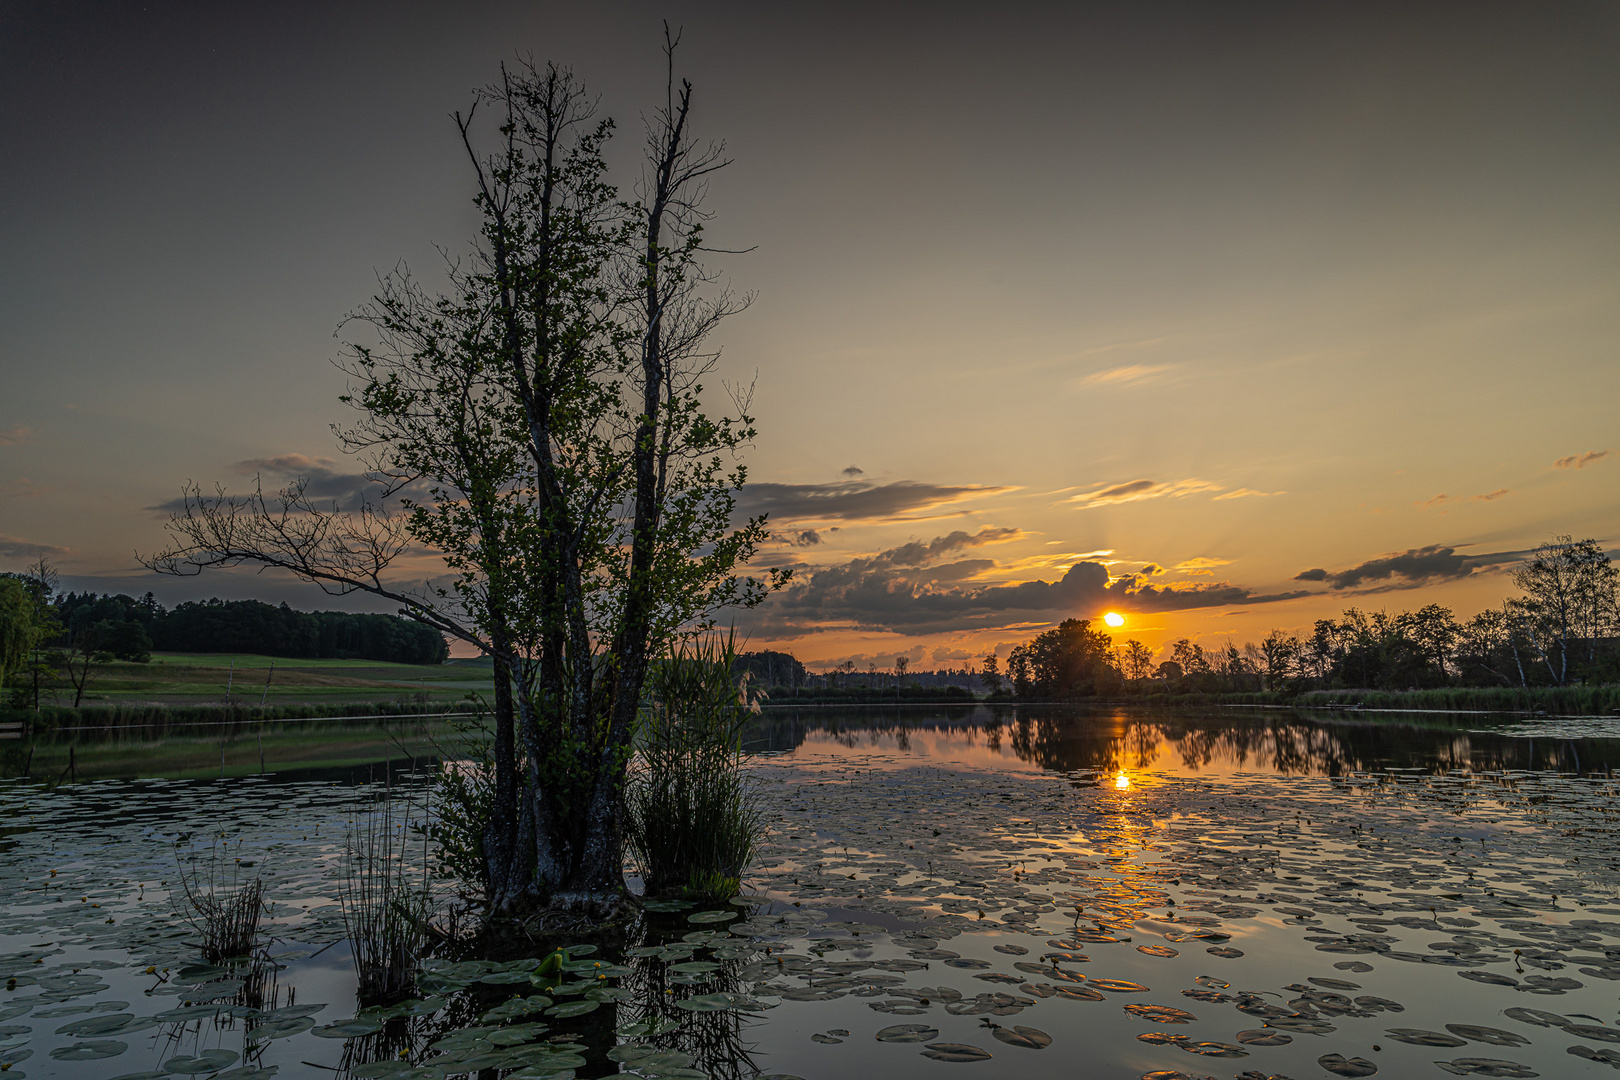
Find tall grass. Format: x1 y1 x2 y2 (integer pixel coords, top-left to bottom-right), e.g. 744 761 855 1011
338 794 437 1005
173 837 266 962
626 635 764 902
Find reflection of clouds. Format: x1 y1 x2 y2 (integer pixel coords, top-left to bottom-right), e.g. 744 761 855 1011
748 707 1604 777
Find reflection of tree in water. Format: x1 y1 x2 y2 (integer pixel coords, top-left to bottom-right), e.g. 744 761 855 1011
741 705 1620 777
617 939 759 1080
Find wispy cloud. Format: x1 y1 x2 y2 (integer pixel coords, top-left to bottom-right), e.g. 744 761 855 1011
149 452 428 514
1067 477 1223 509
737 480 1013 524
1173 556 1232 576
1212 487 1284 501
1 479 48 498
1554 449 1610 469
1420 493 1453 507
1080 364 1170 387
1472 489 1510 502
0 425 30 446
0 534 71 558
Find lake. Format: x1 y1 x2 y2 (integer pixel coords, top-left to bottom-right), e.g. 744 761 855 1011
2 704 1618 1079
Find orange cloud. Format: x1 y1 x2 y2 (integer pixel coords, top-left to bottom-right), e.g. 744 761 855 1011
1067 477 1224 509
1080 364 1169 387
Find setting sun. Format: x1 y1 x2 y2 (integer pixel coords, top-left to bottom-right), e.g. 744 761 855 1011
1103 612 1125 628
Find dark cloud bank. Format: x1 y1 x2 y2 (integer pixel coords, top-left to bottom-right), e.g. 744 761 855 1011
1294 544 1529 592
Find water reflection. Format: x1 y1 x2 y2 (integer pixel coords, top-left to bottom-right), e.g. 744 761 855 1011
744 704 1620 777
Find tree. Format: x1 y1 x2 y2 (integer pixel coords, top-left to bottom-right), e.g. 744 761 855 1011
1119 640 1154 683
145 43 783 921
1256 630 1302 692
978 653 1001 694
0 576 38 686
1510 535 1619 685
1007 619 1120 698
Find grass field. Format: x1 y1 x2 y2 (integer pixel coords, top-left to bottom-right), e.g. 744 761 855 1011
30 651 494 707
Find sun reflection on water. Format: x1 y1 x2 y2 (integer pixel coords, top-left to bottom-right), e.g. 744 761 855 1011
1114 770 1130 790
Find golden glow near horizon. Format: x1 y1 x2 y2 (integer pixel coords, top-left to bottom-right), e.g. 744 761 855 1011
1114 771 1131 790
1103 612 1125 628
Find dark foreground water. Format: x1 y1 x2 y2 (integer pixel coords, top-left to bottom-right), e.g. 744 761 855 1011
3 705 1620 1080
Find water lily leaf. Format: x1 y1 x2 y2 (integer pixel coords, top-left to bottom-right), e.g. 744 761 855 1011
1432 1059 1538 1077
1445 1024 1529 1047
1386 1029 1468 1047
1318 1053 1378 1076
992 1025 1051 1049
1125 1004 1196 1023
921 1042 992 1062
618 1017 684 1038
641 899 696 912
51 1039 128 1061
312 1017 386 1038
876 1024 939 1043
55 1014 150 1037
1236 1029 1292 1046
1179 1041 1247 1058
351 1063 410 1079
687 910 737 924
674 993 759 1012
252 1015 313 1039
1089 980 1149 993
546 1000 600 1018
162 1049 240 1074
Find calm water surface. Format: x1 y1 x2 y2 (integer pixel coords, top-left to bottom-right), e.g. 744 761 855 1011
3 705 1619 1080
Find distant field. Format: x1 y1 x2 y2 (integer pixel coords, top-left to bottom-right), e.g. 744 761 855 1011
50 651 494 707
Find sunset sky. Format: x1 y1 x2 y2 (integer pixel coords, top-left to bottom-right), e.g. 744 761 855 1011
2 2 1616 669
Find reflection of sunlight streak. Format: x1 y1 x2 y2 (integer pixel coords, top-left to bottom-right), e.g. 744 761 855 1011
1114 771 1130 790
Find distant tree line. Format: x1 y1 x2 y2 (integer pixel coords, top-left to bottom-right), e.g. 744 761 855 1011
982 535 1620 699
0 566 449 682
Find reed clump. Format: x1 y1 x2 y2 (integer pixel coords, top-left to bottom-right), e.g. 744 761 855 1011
338 795 437 1005
174 838 266 962
626 635 764 903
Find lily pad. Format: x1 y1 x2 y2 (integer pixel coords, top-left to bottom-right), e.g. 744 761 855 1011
162 1049 240 1074
876 1024 939 1043
1386 1029 1468 1047
1235 1029 1292 1046
991 1025 1051 1049
921 1042 992 1062
51 1040 128 1061
687 909 738 923
1318 1053 1378 1077
312 1017 387 1038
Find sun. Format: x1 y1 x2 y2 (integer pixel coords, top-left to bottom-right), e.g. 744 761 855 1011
1103 611 1125 628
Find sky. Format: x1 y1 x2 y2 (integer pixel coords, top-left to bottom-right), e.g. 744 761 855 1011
2 1 1617 669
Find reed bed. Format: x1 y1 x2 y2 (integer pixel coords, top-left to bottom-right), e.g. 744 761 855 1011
338 794 437 1005
626 636 764 902
173 838 266 962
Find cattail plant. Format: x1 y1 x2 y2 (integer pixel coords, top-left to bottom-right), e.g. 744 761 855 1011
174 837 266 962
337 794 436 1005
626 633 765 901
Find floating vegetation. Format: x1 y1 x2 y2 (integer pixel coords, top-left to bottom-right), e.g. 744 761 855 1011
5 708 1620 1077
